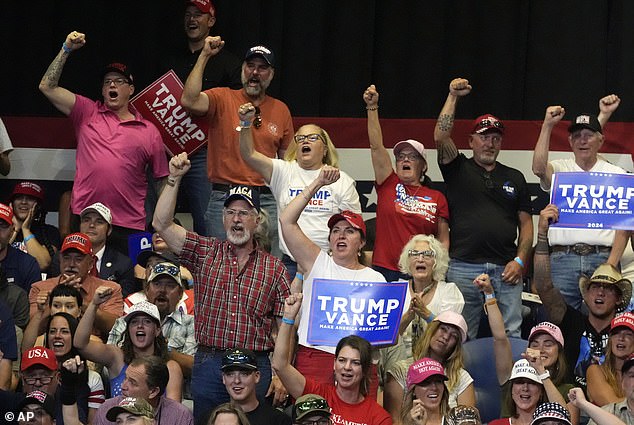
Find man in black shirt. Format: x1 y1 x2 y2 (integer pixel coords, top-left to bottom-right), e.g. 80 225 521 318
221 348 291 425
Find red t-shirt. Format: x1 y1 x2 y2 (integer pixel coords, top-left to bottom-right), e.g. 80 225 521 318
303 379 392 425
373 172 449 271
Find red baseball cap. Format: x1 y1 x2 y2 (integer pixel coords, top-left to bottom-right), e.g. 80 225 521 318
21 347 58 371
0 203 13 226
472 114 505 135
611 312 634 334
187 0 215 16
61 232 92 255
327 210 366 237
10 181 45 202
406 358 447 389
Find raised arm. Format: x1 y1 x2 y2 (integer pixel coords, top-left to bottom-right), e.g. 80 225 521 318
271 294 306 399
38 31 85 116
533 106 564 190
152 153 189 254
533 205 567 324
475 273 512 384
238 103 274 182
569 387 627 425
363 85 393 185
73 286 122 370
597 94 620 128
607 230 631 269
181 36 224 116
279 166 339 274
434 78 471 165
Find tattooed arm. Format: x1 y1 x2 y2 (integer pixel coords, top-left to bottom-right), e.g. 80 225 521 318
38 31 86 116
533 204 567 324
434 78 471 165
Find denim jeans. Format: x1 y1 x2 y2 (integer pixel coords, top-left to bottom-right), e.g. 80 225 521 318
549 249 609 310
205 190 281 258
192 349 272 424
180 147 212 236
447 259 522 339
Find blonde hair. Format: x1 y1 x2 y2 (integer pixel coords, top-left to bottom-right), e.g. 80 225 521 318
400 382 449 424
284 125 339 168
412 321 466 393
398 234 449 281
599 334 627 399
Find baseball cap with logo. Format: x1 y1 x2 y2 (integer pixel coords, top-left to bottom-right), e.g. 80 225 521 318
611 312 634 334
292 394 331 422
406 357 447 390
221 348 258 371
186 0 215 16
103 62 134 84
568 113 602 134
447 405 482 425
106 397 155 421
148 262 183 288
223 185 261 212
472 114 505 135
327 210 366 238
245 45 275 67
0 203 13 226
124 301 161 325
509 359 541 384
530 402 571 425
10 181 45 202
21 347 58 371
80 202 112 225
61 232 92 255
18 391 56 418
393 139 427 160
529 322 565 348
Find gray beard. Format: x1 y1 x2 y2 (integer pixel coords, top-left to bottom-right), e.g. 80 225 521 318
226 228 252 246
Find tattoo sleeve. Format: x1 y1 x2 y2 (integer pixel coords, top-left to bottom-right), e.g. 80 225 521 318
41 50 68 89
533 236 566 323
437 113 454 132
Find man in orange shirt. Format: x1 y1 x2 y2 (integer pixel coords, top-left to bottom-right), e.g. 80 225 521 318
182 40 294 257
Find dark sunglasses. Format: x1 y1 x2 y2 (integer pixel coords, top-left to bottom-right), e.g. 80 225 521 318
254 106 262 129
152 263 179 276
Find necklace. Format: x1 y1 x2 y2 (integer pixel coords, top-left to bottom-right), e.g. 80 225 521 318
405 183 422 199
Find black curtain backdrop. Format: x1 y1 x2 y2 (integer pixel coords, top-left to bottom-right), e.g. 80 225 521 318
1 0 633 122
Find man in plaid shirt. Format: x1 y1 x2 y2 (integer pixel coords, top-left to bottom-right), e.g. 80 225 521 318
153 152 290 423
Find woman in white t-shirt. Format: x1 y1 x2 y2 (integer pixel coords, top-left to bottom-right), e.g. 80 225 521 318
279 166 386 398
237 103 361 277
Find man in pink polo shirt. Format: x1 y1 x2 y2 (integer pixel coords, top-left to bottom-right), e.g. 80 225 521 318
38 31 169 254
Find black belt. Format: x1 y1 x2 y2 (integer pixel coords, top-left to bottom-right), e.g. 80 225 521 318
198 345 271 355
211 183 271 195
551 244 611 256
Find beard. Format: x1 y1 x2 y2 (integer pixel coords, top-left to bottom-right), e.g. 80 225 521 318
241 73 273 97
226 226 252 246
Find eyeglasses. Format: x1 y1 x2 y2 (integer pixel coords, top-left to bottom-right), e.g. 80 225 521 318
152 263 179 277
476 118 504 131
223 209 253 218
297 419 331 425
103 78 130 87
482 172 494 190
476 133 502 143
408 249 435 259
253 106 262 129
294 133 324 144
396 152 422 162
295 398 330 415
23 375 54 385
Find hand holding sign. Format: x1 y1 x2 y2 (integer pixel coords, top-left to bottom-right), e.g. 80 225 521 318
538 204 559 235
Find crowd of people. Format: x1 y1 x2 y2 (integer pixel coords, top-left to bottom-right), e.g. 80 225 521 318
0 0 633 425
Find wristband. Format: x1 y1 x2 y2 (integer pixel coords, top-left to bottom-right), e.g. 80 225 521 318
240 120 252 128
514 256 525 268
424 313 435 323
366 106 379 111
485 299 498 306
295 273 304 281
23 234 35 243
62 43 72 54
485 292 496 300
282 317 295 325
538 370 550 381
166 176 177 187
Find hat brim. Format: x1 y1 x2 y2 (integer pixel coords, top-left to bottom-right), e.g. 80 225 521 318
124 310 160 325
294 409 331 422
221 364 258 371
568 123 601 134
579 276 632 307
